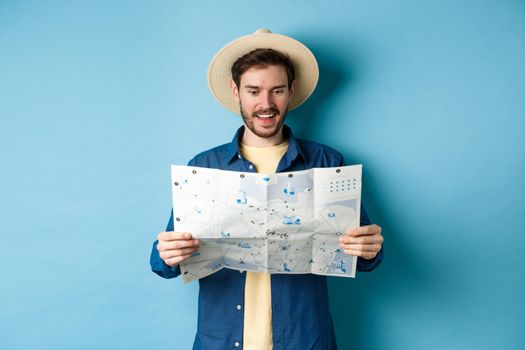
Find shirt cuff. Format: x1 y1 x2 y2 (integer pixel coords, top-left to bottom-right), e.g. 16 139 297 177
150 240 182 279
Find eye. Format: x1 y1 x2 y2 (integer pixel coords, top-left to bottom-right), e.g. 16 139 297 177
248 90 258 96
273 89 284 95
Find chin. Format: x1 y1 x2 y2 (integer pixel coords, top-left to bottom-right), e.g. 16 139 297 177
254 124 283 138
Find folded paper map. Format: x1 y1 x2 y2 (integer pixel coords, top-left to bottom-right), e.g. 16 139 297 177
171 165 362 283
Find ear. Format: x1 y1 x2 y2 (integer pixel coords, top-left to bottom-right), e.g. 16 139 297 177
229 79 240 102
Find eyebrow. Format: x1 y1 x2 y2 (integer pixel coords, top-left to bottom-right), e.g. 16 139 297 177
243 84 288 90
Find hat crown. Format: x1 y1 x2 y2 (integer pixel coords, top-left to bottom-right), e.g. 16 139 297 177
255 28 271 34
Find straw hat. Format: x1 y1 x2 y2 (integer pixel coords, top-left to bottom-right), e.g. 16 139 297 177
207 28 319 114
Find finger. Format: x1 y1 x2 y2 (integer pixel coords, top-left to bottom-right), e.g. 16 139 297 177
160 246 199 260
344 227 359 236
343 249 378 260
157 231 192 241
164 253 193 267
340 243 382 253
348 225 382 237
158 239 199 251
339 234 383 245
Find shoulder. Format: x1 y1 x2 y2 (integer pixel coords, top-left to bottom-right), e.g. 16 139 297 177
187 142 232 168
296 138 345 167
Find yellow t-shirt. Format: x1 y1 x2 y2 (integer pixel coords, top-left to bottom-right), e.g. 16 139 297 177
240 140 289 350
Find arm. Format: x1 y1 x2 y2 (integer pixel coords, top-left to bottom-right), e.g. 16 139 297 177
150 210 200 279
341 204 384 272
334 156 383 271
150 156 203 279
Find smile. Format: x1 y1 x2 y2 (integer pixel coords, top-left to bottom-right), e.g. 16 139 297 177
256 113 276 119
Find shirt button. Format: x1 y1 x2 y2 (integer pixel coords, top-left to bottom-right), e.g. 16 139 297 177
235 342 240 347
236 304 242 310
249 164 253 169
238 154 242 159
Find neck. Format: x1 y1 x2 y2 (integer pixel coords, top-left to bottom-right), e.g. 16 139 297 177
241 126 285 147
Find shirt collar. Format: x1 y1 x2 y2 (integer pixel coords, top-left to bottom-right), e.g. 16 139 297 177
225 124 306 165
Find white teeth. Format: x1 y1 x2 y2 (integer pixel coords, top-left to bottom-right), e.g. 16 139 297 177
257 114 275 118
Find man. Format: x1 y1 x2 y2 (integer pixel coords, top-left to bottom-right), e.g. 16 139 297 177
150 29 384 350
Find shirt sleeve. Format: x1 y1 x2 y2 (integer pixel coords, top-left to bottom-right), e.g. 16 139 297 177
150 209 182 279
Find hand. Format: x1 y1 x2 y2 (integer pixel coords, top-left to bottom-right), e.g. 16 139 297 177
339 224 383 260
157 231 200 267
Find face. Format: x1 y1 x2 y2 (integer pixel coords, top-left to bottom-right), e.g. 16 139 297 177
231 65 295 141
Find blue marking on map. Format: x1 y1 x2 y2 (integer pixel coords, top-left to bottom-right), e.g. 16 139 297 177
237 242 251 249
282 262 290 272
283 215 302 225
236 191 247 204
263 177 270 182
328 212 336 218
283 188 296 195
220 231 231 237
284 181 296 196
338 260 347 273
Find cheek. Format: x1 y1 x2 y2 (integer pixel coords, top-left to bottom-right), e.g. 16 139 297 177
239 99 255 113
276 97 290 109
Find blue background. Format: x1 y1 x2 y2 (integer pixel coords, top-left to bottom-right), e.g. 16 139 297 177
1 0 524 349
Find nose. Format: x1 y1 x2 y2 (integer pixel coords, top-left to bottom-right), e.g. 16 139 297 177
259 91 274 109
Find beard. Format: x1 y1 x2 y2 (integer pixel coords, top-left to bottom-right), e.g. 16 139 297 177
240 104 288 139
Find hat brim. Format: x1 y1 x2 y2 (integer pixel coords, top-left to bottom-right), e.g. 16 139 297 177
207 31 319 115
